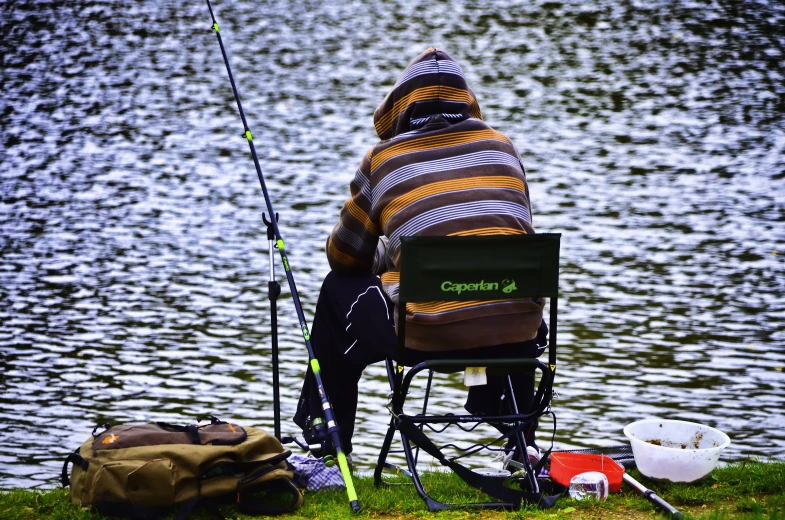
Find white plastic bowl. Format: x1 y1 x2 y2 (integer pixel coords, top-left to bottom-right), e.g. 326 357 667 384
623 419 731 483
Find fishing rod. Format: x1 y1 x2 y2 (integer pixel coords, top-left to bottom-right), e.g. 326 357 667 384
204 0 361 512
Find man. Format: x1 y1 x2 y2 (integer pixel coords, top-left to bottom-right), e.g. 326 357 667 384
294 47 546 465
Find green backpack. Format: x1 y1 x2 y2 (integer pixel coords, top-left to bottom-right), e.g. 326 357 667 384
61 417 303 519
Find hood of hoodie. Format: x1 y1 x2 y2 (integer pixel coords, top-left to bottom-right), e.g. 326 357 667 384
373 48 483 140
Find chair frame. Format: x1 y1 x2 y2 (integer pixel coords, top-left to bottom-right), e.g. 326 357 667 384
373 234 561 511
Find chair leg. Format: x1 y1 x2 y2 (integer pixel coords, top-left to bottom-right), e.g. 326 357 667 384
383 366 541 510
400 427 452 511
400 422 520 511
505 375 539 493
413 369 434 467
374 417 398 486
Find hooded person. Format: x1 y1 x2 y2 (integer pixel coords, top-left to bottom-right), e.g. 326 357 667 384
294 47 547 464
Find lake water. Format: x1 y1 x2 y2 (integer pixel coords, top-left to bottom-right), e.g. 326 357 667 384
1 0 784 488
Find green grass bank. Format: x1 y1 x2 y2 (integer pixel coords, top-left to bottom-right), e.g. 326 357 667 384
1 460 783 520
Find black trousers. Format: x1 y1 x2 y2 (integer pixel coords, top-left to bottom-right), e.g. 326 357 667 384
294 271 545 455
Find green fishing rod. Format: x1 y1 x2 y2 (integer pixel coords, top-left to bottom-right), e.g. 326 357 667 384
204 0 361 512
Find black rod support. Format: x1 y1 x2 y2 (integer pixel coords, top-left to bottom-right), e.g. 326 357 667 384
270 282 281 440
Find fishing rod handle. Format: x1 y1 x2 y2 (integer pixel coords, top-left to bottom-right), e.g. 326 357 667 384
623 474 683 519
645 490 684 518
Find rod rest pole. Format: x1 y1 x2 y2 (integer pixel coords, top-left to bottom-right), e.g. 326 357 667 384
264 213 282 440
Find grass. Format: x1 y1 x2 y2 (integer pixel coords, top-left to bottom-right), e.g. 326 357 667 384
1 460 783 519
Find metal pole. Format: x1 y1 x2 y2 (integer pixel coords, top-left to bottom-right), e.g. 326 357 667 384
264 213 282 440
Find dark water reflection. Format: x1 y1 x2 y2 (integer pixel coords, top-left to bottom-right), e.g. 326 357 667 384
1 0 784 488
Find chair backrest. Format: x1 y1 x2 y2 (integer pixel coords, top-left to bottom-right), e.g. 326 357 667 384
398 234 561 362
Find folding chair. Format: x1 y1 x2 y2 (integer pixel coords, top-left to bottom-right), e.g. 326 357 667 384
373 234 561 511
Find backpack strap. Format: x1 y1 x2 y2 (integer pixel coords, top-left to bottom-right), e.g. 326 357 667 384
230 452 303 515
155 422 201 444
186 424 201 444
197 415 226 425
155 422 188 432
201 452 291 481
92 423 112 437
61 448 88 487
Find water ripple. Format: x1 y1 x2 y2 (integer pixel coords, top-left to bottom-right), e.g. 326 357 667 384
1 0 784 488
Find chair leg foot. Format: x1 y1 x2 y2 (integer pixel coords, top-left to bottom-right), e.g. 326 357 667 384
425 496 451 512
374 418 397 487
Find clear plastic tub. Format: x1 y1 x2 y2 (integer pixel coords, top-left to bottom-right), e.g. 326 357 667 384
568 471 609 500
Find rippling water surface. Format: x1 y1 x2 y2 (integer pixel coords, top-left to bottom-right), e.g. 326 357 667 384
2 0 784 488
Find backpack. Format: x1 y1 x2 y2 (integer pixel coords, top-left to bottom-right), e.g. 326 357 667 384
61 417 303 519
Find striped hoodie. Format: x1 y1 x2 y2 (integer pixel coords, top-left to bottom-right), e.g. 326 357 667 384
326 48 543 351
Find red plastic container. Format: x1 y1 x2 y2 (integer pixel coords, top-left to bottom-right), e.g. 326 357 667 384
549 452 625 493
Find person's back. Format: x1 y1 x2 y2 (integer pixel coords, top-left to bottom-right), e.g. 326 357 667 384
326 47 543 351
